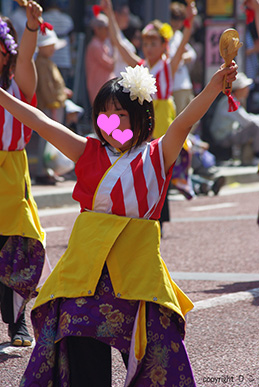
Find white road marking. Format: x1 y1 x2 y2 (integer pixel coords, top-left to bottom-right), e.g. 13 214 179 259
192 287 259 311
0 340 35 355
44 226 66 233
38 205 79 217
170 272 259 282
187 202 236 212
170 214 257 222
1 285 258 354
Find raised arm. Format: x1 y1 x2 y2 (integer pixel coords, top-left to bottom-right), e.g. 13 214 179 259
162 62 238 174
101 0 140 68
14 1 42 102
170 2 197 77
0 87 87 162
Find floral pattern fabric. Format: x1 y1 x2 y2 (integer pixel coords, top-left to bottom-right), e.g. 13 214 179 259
0 236 45 315
21 265 196 386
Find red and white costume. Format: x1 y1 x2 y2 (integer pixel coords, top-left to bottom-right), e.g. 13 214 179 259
0 80 36 151
73 136 173 219
138 58 176 138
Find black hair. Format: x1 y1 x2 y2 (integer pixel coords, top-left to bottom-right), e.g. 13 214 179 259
92 77 154 149
0 16 18 90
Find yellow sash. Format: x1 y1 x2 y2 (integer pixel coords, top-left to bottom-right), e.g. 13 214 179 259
33 211 193 361
33 211 193 318
0 150 45 244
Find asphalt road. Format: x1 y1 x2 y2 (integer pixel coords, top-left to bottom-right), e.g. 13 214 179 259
0 182 259 386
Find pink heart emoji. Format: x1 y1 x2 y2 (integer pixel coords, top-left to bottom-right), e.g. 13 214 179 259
112 129 133 145
97 114 120 136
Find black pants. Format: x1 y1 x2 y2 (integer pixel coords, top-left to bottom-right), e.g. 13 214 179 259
67 336 129 387
0 236 14 324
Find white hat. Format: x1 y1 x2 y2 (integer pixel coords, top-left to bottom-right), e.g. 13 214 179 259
232 72 253 91
65 99 84 118
37 29 67 50
90 14 109 29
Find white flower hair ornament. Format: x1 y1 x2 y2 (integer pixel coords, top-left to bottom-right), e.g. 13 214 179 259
118 65 157 105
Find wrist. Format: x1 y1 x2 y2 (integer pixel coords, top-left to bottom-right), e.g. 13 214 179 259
183 18 191 28
26 21 39 32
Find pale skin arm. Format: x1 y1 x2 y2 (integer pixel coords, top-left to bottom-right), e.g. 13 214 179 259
101 0 140 68
0 88 87 162
101 0 197 79
14 1 42 102
169 2 197 77
162 63 238 174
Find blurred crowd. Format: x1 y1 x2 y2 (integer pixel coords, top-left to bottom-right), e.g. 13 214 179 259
7 0 259 191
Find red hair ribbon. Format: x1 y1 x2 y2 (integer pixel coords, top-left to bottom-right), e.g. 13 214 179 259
40 21 53 35
246 8 255 24
92 5 103 17
225 90 240 112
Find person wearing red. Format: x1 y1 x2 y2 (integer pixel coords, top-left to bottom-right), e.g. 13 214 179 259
0 1 50 347
0 59 237 384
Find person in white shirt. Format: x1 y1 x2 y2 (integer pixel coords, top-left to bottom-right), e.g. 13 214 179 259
169 2 197 115
210 72 259 165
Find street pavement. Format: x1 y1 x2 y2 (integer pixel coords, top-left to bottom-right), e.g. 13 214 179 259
0 178 258 386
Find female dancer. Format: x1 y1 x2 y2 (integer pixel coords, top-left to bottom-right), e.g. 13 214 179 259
0 61 237 384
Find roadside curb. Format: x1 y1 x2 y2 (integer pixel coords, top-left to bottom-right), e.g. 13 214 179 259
31 165 258 209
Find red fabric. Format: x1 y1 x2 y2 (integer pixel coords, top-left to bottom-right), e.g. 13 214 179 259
130 153 149 218
73 138 112 211
137 59 145 66
111 179 126 216
155 61 171 100
73 137 173 220
40 22 53 35
246 8 255 24
156 71 162 100
0 86 37 151
225 91 240 112
92 5 103 17
148 139 174 220
183 19 191 28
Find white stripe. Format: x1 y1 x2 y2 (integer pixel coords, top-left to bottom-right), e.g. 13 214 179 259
94 146 142 214
170 214 257 223
149 59 173 99
45 226 66 232
38 206 79 217
2 82 23 150
17 123 25 150
2 109 13 150
187 202 237 212
121 163 138 217
192 287 259 311
170 271 259 282
142 145 159 216
11 81 25 149
93 141 169 218
0 340 35 355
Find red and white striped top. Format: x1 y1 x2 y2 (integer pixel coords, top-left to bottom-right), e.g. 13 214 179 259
139 58 173 100
0 81 37 151
73 137 173 220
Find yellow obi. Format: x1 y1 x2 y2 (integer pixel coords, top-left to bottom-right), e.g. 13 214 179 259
153 97 176 139
33 211 193 320
0 150 45 244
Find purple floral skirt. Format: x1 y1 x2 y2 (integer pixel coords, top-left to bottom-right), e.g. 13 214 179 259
0 236 45 316
21 265 196 386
